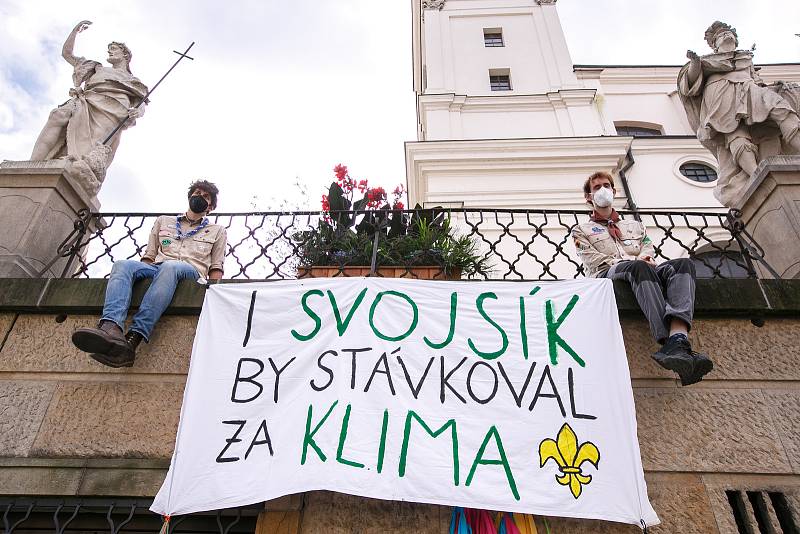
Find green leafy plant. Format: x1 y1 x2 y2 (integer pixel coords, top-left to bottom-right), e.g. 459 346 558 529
294 164 491 277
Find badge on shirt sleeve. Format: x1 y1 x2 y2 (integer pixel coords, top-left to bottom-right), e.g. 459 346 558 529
161 239 172 246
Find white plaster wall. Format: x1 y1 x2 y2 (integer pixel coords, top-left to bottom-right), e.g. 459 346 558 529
448 12 552 95
601 92 691 135
406 137 631 209
418 0 603 141
459 110 558 139
420 92 604 140
625 138 723 211
423 0 578 95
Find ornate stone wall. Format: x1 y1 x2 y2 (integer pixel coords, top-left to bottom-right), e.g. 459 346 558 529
0 278 798 533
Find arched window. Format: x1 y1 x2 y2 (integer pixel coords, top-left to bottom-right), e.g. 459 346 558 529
679 162 718 183
614 122 663 136
691 249 751 278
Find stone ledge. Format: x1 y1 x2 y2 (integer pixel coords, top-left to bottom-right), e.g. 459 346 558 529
0 277 797 317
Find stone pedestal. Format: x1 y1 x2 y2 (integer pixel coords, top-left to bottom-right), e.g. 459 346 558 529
733 155 800 279
0 160 100 278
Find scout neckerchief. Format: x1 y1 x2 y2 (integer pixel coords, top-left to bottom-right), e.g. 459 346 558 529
175 214 208 240
590 209 623 241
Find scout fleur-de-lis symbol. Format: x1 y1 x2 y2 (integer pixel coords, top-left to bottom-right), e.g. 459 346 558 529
539 423 600 499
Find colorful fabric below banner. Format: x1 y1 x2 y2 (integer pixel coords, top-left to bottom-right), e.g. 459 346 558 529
151 278 658 527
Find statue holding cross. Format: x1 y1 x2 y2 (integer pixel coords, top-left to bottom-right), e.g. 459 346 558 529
29 20 194 198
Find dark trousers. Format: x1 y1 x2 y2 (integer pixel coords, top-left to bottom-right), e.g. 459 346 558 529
603 259 696 344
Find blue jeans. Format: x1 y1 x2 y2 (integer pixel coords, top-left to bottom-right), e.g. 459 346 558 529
101 260 199 341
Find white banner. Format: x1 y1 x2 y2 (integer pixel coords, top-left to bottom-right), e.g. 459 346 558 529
152 278 658 527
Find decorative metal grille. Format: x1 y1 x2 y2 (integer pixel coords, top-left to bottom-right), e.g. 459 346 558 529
726 490 798 534
0 498 260 534
45 208 770 281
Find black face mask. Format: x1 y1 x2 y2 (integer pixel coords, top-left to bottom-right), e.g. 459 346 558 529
189 195 209 214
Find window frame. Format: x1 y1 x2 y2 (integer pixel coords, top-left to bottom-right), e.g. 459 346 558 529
613 121 664 137
679 162 718 184
483 28 504 47
672 156 719 188
488 68 511 91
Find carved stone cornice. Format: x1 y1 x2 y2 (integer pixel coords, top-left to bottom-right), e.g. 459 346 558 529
422 0 446 10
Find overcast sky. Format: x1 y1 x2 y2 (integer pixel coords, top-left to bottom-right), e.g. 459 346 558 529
0 1 798 212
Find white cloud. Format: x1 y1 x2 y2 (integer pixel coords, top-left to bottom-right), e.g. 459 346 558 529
1 0 797 213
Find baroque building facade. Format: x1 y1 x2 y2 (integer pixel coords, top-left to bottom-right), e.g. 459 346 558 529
406 0 800 279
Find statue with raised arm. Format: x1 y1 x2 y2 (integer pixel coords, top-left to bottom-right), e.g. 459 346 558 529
30 21 148 196
678 21 800 206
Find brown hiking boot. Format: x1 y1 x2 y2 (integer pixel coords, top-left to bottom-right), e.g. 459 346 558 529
125 331 144 354
72 320 134 368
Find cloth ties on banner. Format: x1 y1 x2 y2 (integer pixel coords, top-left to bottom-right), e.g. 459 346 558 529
450 508 539 534
496 511 522 534
450 507 472 534
466 508 497 534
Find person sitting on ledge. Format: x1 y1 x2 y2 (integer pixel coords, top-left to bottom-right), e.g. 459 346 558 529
571 171 713 386
72 179 227 367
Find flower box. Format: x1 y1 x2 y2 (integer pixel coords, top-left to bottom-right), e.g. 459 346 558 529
297 265 461 280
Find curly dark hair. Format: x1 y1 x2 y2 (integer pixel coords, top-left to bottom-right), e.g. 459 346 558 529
187 179 219 210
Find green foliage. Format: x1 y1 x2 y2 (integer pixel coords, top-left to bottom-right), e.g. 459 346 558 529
294 183 491 277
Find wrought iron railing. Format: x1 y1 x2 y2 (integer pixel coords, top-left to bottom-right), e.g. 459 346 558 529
43 208 771 280
0 497 260 534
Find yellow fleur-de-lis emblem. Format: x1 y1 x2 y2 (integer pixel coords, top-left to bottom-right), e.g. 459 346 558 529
539 423 600 499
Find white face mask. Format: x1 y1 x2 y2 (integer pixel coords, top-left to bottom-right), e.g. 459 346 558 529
592 187 614 208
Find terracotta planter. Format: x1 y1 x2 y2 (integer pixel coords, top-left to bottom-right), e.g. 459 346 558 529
297 265 461 280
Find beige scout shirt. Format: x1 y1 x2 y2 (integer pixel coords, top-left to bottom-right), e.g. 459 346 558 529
142 215 227 279
572 219 656 278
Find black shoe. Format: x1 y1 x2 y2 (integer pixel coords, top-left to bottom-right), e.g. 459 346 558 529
654 336 714 386
682 351 714 386
653 336 695 385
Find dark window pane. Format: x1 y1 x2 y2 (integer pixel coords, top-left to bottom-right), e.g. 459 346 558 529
692 250 750 278
679 162 718 183
489 74 511 91
484 33 504 47
615 126 662 136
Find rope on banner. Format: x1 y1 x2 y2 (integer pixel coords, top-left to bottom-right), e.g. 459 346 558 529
640 519 648 533
158 514 170 534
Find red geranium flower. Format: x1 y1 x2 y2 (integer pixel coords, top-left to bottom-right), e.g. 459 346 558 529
334 164 348 182
369 187 386 201
393 201 404 210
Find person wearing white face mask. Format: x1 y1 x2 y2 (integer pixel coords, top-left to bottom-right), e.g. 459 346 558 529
572 171 713 386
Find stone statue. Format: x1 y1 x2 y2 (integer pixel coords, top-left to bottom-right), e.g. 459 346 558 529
677 21 800 206
30 21 148 196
